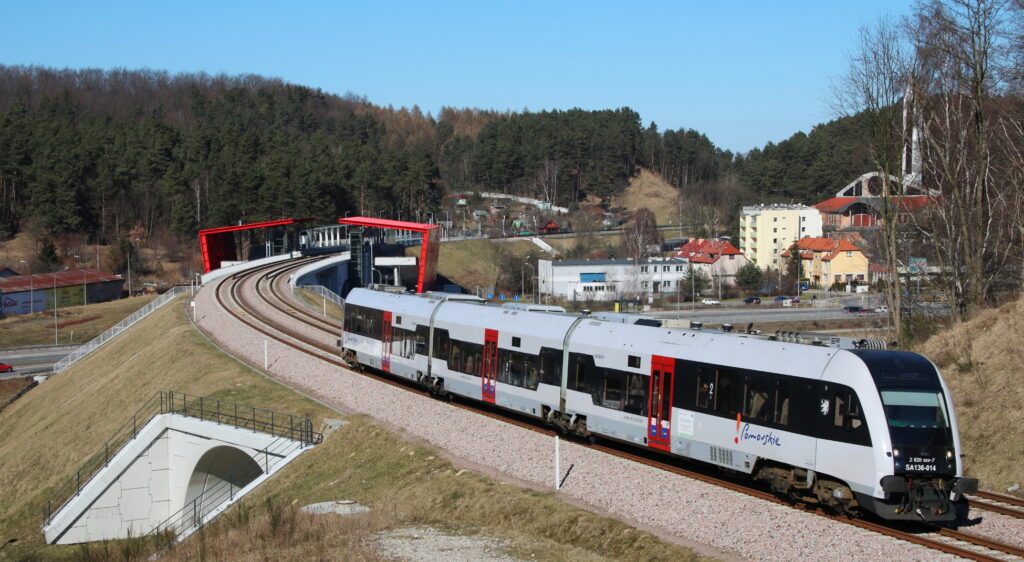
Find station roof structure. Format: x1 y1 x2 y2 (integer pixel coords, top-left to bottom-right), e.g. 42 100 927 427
339 216 440 293
198 218 313 273
0 269 122 293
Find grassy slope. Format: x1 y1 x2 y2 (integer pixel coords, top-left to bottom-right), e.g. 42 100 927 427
0 295 157 348
408 239 538 292
1 297 706 561
914 298 1024 496
619 169 680 225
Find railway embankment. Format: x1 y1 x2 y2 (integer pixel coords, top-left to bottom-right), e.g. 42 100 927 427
915 297 1024 498
0 295 709 560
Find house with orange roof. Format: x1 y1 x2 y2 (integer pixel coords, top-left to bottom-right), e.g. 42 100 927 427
782 237 869 289
674 238 751 284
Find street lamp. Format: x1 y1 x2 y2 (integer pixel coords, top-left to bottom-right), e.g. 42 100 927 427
522 257 534 303
54 266 69 344
19 260 32 313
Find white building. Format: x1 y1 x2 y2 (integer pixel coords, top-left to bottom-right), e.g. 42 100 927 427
739 204 823 269
538 257 712 302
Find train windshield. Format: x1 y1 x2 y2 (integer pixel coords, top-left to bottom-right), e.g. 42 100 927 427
880 389 949 429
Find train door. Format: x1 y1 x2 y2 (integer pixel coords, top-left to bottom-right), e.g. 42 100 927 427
381 311 393 373
481 329 498 403
647 355 675 451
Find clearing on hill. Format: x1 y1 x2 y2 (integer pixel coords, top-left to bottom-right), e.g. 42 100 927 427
618 168 680 225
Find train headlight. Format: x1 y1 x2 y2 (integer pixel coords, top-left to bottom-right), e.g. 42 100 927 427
892 448 900 457
946 449 954 459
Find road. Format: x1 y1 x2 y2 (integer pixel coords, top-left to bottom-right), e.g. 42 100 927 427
0 344 77 376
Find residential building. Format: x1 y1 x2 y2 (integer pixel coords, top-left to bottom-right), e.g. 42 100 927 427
538 257 701 302
674 238 750 282
781 237 869 288
739 204 822 269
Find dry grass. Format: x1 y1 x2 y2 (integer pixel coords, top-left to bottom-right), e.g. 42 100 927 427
1 294 706 561
617 169 680 225
0 295 157 347
294 288 344 321
914 298 1024 496
0 377 34 408
0 300 332 559
408 239 538 292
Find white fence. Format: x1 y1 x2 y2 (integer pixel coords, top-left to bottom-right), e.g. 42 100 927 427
53 286 192 374
292 285 345 318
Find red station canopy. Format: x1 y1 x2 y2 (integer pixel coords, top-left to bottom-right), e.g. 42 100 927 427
339 217 440 293
198 218 313 273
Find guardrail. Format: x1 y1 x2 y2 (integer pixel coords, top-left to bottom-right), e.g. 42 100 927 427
294 284 345 309
53 286 192 374
42 390 322 525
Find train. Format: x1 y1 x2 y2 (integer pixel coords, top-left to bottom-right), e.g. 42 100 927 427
339 287 978 521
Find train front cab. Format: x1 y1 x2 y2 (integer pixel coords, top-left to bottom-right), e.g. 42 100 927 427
846 350 978 521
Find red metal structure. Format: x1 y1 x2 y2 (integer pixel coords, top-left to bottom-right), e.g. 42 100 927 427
198 218 313 273
338 217 440 293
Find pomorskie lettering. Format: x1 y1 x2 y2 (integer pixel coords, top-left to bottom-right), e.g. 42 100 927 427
740 423 781 447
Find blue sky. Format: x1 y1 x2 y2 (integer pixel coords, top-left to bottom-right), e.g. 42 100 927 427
1 1 913 152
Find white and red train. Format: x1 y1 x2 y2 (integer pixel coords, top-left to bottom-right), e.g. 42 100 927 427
341 287 977 521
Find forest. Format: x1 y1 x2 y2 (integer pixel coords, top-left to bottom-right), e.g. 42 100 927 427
0 65 878 249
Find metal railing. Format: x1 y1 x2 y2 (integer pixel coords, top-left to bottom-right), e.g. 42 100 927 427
53 286 192 374
147 435 298 547
293 284 345 313
42 390 321 525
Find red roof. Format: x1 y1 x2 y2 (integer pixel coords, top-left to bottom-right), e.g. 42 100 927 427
675 239 742 264
782 237 862 261
0 269 122 293
814 197 859 212
198 218 314 235
338 216 439 233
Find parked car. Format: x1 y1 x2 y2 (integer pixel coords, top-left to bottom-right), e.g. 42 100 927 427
843 305 863 313
874 306 889 313
702 297 721 306
743 296 762 305
774 296 789 303
0 362 13 373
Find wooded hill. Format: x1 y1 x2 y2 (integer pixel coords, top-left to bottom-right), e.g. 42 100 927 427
0 65 877 245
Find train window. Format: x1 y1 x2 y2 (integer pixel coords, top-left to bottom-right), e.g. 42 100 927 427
628 355 640 368
623 374 646 415
449 341 461 370
539 348 562 386
415 325 428 355
833 392 847 428
744 376 771 421
773 380 791 425
848 393 864 431
512 336 521 348
696 367 715 410
715 369 741 416
602 371 624 410
433 329 450 360
524 358 540 390
396 316 402 325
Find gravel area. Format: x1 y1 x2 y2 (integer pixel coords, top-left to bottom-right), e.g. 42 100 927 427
193 275 1019 561
371 526 517 562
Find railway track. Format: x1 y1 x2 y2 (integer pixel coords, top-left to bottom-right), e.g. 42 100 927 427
210 258 1024 561
968 491 1024 520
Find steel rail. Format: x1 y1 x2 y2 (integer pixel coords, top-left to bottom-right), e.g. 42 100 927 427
213 259 1022 562
967 491 1024 520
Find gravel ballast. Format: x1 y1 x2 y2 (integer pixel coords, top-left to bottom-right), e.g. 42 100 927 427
193 275 1019 561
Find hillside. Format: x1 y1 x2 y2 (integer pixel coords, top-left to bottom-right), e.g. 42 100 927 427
0 296 703 560
618 168 680 225
915 298 1024 496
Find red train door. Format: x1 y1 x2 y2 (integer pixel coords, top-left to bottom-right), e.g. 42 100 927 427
481 329 498 403
381 311 393 373
647 355 675 451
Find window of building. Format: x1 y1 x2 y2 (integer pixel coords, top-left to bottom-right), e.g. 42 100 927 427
641 281 649 288
856 274 864 280
847 251 852 257
773 238 777 243
729 255 735 260
628 355 640 368
512 336 521 347
663 265 670 272
773 228 777 233
676 265 684 271
641 266 648 273
664 281 671 288
773 217 778 222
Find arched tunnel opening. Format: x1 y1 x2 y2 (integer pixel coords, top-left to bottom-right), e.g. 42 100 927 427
183 446 263 525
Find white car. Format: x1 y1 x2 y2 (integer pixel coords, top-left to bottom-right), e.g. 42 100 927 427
874 306 889 313
702 298 721 306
